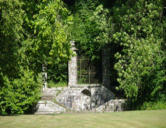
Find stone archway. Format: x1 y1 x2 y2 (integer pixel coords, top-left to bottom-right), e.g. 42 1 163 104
68 41 111 87
81 89 91 97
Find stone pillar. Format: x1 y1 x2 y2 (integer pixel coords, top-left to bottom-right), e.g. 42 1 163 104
42 64 47 89
68 41 77 86
102 48 111 88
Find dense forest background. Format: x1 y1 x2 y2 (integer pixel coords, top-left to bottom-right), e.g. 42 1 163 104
0 0 166 114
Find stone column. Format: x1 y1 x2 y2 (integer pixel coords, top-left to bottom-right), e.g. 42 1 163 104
102 48 111 88
42 64 47 89
68 41 77 86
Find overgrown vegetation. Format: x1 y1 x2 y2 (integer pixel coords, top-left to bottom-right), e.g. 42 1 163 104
0 0 165 114
0 0 72 114
70 0 166 110
112 0 166 109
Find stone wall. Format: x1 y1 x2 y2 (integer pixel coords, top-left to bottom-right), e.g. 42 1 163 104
56 85 115 111
94 99 126 112
35 86 126 114
35 87 66 114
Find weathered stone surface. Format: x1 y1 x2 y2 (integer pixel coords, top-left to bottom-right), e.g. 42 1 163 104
35 100 66 114
42 87 64 97
35 86 126 114
41 87 64 100
42 64 47 89
68 41 77 86
36 40 126 114
56 85 115 112
94 99 126 112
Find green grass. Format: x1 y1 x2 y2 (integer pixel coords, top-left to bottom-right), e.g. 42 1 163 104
47 81 67 88
0 110 166 128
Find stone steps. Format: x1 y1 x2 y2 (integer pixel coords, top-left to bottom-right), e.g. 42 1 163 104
35 87 126 114
35 100 66 114
94 99 126 112
35 88 67 114
41 96 55 101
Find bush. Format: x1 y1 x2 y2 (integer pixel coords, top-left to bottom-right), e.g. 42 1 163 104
112 0 166 109
141 101 166 110
0 70 41 115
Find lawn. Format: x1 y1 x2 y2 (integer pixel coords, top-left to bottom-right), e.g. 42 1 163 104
0 110 166 128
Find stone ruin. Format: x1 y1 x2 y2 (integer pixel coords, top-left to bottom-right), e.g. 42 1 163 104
36 41 125 114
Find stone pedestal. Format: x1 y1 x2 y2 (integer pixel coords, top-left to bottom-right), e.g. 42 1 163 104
68 41 77 86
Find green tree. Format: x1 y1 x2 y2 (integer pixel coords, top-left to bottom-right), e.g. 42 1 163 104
0 0 73 114
71 0 111 59
0 0 42 115
22 0 73 83
0 0 24 78
112 0 166 108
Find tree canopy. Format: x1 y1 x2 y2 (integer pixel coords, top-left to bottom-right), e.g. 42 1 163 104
0 0 166 114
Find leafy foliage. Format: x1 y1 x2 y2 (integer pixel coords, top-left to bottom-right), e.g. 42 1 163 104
112 0 166 108
0 0 24 78
0 70 41 115
21 0 73 74
22 0 73 84
0 0 166 114
141 101 166 110
71 0 111 59
0 0 72 114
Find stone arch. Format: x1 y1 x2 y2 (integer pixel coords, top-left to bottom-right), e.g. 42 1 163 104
81 89 91 97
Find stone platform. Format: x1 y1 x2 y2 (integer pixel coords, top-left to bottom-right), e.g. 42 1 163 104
35 86 126 114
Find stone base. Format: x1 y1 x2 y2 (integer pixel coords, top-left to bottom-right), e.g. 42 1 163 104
56 85 115 111
35 86 126 114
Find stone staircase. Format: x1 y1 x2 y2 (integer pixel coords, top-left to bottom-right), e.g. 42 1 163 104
35 87 126 114
35 88 67 114
94 99 126 112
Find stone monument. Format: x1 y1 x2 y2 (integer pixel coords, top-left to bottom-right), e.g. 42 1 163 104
35 41 125 114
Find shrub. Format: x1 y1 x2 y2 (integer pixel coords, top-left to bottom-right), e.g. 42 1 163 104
141 101 166 110
0 70 41 115
112 0 166 109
